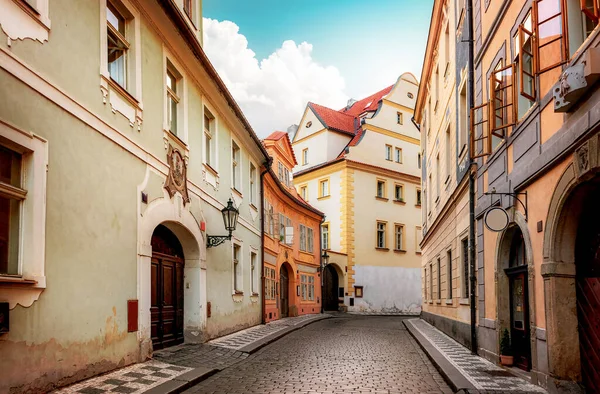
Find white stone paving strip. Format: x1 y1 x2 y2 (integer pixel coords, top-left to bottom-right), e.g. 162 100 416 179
51 360 192 394
407 319 547 393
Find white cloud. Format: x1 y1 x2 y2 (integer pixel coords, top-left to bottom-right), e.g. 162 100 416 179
202 18 348 138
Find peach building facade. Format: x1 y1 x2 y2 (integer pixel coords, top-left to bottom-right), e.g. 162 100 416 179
262 132 324 322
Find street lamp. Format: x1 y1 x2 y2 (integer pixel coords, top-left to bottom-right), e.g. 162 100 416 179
320 250 329 313
206 199 239 248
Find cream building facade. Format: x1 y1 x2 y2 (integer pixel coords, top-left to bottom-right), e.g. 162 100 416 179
414 0 473 347
0 0 269 392
292 74 422 313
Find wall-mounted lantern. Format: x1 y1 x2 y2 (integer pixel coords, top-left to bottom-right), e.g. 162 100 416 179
206 199 239 248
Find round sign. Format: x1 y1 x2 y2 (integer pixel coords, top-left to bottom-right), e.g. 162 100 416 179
484 206 509 232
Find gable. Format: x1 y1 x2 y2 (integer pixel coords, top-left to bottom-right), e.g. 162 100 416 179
293 106 326 142
275 136 297 167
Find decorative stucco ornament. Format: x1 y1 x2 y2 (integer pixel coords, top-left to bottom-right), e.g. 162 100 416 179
164 144 190 205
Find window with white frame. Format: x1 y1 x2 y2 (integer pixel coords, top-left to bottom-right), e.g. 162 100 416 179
446 126 452 181
302 148 308 165
458 82 468 154
394 184 404 201
437 258 442 300
394 224 404 251
376 221 387 249
397 111 403 125
278 215 293 245
395 147 403 163
284 168 290 187
0 146 25 275
416 227 423 253
204 109 216 169
166 62 182 136
233 243 242 293
232 141 241 191
250 163 257 206
264 267 276 300
301 275 315 301
385 145 393 161
299 225 307 251
321 223 329 250
250 251 257 294
319 179 329 198
300 185 308 201
106 1 129 89
377 180 386 198
307 227 314 253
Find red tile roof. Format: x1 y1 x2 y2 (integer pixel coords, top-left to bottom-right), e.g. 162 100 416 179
263 130 298 166
309 102 358 135
264 131 287 141
340 85 394 116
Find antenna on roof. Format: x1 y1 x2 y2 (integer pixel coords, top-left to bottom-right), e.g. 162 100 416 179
346 98 357 110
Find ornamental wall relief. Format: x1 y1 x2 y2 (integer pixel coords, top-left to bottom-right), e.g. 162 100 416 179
164 144 190 205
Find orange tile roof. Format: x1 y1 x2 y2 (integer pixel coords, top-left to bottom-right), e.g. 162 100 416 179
309 102 358 135
264 131 287 141
340 85 393 116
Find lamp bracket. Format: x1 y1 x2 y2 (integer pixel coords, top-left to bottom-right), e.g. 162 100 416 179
206 232 232 248
483 190 528 222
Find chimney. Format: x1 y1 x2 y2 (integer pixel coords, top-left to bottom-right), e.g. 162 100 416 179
346 98 357 110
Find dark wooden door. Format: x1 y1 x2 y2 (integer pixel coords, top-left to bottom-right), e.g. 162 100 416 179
323 265 339 311
280 266 289 318
508 269 531 371
150 225 184 350
576 205 600 392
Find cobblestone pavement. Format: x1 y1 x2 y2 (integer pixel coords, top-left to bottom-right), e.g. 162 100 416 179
185 315 452 394
347 311 420 316
406 319 547 393
208 313 326 350
153 342 249 370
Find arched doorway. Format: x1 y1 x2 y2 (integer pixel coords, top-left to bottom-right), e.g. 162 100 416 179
505 228 531 371
575 182 600 392
151 224 184 349
279 264 290 318
323 265 339 311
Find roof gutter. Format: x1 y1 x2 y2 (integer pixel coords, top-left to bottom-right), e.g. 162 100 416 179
157 0 270 161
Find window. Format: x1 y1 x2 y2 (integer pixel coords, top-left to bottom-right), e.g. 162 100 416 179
566 0 600 57
416 227 423 253
397 112 403 125
394 224 404 251
284 168 290 187
0 146 25 275
301 274 308 300
233 244 242 293
430 262 434 300
250 163 257 206
278 162 284 183
444 23 450 73
385 145 393 161
376 221 387 249
232 141 241 191
319 179 330 198
300 224 307 251
462 237 469 298
447 249 453 299
183 0 193 18
435 155 440 199
424 267 428 301
434 66 440 110
251 251 257 294
107 1 129 89
418 153 422 169
459 82 468 152
395 147 403 163
445 126 451 181
301 275 315 301
416 189 422 206
322 223 329 250
377 180 386 198
490 61 515 144
307 228 314 253
302 148 308 165
264 267 276 300
300 185 308 200
279 214 293 244
437 258 441 300
166 62 182 136
355 286 363 298
515 11 535 118
204 110 215 168
264 200 274 236
394 184 404 201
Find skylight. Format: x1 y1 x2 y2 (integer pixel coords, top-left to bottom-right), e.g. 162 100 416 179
364 101 372 109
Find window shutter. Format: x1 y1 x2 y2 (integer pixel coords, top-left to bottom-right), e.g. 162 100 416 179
519 24 536 101
581 0 600 22
534 0 569 74
470 102 492 159
490 64 516 138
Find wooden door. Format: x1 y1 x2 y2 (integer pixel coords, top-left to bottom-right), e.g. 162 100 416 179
508 269 531 371
576 206 600 392
280 266 289 318
150 225 184 350
323 265 339 311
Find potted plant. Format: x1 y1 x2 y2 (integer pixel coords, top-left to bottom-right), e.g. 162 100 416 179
499 328 513 366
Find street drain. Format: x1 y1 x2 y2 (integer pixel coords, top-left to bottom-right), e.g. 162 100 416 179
484 370 514 377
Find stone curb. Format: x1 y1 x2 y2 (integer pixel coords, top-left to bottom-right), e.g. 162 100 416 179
403 319 477 393
239 314 331 354
144 366 218 394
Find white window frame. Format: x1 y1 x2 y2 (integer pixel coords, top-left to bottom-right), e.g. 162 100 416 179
231 138 241 193
385 144 393 161
0 121 48 309
249 162 257 207
394 224 405 251
376 221 387 249
163 50 187 142
250 249 258 295
321 223 329 250
203 106 218 170
232 242 243 294
395 147 403 163
302 148 308 165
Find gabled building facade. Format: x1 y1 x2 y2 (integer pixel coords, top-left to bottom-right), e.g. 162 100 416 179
0 0 268 392
292 74 423 313
262 131 324 322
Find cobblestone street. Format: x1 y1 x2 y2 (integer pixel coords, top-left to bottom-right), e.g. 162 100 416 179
185 315 452 394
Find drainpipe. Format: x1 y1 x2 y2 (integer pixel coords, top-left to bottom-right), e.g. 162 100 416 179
319 216 325 314
260 157 273 325
467 0 478 355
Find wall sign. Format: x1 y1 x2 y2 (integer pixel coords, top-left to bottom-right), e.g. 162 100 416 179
484 206 510 232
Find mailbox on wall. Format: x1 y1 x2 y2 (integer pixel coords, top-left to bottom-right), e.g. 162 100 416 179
0 302 8 334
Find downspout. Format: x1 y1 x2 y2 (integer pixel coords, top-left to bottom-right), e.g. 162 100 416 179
260 157 273 324
467 0 478 355
319 216 325 314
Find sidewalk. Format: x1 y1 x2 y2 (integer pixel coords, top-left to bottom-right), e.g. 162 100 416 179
347 311 420 316
404 318 547 393
52 313 329 394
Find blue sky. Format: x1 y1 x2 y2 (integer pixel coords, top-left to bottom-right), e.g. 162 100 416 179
202 0 433 136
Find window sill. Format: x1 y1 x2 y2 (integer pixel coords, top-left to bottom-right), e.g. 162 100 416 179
435 196 440 204
375 196 389 201
393 199 406 205
416 251 422 255
415 203 422 207
385 158 393 162
435 300 442 305
428 300 434 304
251 292 259 297
232 187 243 198
393 249 407 254
12 0 51 31
164 129 188 151
106 75 140 107
203 163 219 177
317 195 331 201
459 298 470 305
444 175 450 185
100 75 143 129
233 290 244 295
0 276 37 286
249 203 258 211
375 247 390 251
445 299 453 305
